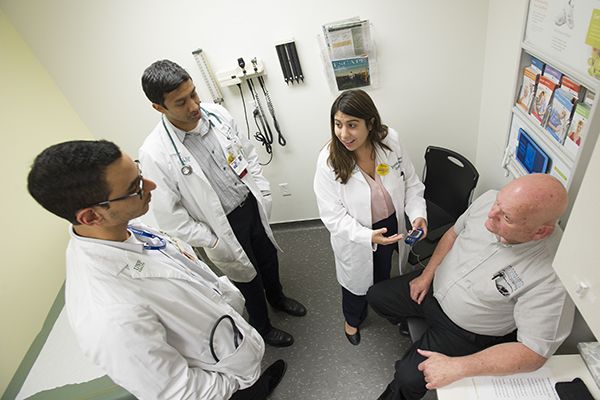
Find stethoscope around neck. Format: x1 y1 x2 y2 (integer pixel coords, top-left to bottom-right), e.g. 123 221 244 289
129 228 167 250
161 108 224 176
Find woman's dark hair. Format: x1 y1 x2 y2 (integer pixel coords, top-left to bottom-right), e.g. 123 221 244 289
27 140 122 224
327 89 390 184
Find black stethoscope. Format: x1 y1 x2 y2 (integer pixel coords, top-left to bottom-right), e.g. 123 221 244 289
161 108 226 176
209 315 243 363
129 228 167 250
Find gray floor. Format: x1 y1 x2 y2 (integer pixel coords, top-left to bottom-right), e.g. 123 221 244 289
259 220 437 400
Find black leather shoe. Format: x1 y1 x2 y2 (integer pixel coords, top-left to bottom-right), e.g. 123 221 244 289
263 359 287 395
398 321 410 337
345 326 360 345
377 384 397 400
275 297 307 317
264 328 294 347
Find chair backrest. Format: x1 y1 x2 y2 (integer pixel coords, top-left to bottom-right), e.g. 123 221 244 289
422 146 479 221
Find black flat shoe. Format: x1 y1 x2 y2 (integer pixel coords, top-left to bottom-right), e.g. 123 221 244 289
345 326 360 345
263 359 287 395
275 298 307 317
377 384 397 400
264 328 294 347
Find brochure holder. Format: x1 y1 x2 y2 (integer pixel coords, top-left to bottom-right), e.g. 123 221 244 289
317 17 378 94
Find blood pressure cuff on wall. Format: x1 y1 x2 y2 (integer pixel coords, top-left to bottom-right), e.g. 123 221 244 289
555 378 595 400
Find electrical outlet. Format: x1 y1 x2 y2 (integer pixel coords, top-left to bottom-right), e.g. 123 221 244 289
279 183 291 196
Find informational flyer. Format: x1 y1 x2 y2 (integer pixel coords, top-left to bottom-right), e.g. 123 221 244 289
466 367 559 400
524 0 600 81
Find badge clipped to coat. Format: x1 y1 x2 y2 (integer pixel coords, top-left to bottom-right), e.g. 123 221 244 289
226 139 248 178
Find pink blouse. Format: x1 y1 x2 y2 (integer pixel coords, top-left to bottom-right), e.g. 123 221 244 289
360 168 396 224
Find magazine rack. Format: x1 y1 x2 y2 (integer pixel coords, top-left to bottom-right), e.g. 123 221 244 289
317 17 378 94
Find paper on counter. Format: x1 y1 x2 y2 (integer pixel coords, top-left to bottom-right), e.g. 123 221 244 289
467 367 559 400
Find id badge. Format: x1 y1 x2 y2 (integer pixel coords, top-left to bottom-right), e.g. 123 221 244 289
226 140 248 178
229 153 249 177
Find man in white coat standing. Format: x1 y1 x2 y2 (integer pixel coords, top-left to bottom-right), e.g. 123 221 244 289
138 59 306 347
27 140 286 400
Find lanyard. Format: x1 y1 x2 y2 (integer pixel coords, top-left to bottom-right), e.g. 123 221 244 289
129 228 167 250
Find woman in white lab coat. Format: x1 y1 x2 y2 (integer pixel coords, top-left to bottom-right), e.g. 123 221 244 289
314 90 427 345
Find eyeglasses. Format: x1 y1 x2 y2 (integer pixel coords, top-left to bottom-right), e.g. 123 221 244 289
87 160 144 207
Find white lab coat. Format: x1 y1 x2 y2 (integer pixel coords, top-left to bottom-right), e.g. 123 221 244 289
313 129 427 295
139 103 280 283
65 220 265 400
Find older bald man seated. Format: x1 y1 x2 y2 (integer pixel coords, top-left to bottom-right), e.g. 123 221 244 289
368 174 575 400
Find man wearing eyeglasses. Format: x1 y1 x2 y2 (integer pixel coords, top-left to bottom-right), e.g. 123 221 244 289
368 174 575 400
27 140 286 400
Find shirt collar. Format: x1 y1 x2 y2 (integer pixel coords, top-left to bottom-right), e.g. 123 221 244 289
70 225 145 253
164 111 209 143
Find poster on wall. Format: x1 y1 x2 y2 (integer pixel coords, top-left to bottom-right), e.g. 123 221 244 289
524 0 600 82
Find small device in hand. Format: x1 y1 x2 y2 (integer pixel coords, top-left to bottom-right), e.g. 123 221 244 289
404 229 424 245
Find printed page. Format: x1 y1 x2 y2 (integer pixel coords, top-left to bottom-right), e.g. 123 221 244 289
466 367 559 400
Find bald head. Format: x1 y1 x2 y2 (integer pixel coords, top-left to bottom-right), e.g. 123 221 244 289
502 174 568 227
486 174 568 244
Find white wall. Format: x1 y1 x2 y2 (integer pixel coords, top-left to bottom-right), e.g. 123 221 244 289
0 0 491 224
0 9 95 394
476 0 529 196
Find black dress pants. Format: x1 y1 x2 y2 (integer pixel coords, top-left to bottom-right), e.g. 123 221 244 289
227 195 285 336
342 212 398 328
367 270 517 400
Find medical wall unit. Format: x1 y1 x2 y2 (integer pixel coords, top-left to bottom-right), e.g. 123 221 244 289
275 37 304 85
214 57 286 165
502 0 600 227
192 49 224 104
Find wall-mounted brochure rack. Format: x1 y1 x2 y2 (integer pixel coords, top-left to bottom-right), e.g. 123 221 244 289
317 17 378 94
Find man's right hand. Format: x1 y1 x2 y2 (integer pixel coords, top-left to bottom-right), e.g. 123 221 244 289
409 273 433 305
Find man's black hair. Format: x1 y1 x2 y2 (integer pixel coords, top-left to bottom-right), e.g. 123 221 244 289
27 140 122 224
141 59 191 108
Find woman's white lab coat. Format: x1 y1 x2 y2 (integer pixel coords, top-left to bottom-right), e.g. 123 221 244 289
66 220 265 400
139 103 280 283
313 128 427 295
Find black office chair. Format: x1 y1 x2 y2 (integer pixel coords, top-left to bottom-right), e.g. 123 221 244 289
407 146 479 267
405 146 479 342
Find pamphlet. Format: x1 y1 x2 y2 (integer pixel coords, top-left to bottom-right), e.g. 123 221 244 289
332 55 370 90
532 76 556 124
518 66 540 113
545 88 573 143
564 102 590 155
466 367 559 400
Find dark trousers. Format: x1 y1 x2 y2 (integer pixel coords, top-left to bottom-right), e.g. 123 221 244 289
342 213 398 328
228 195 285 336
229 374 269 400
366 270 517 400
